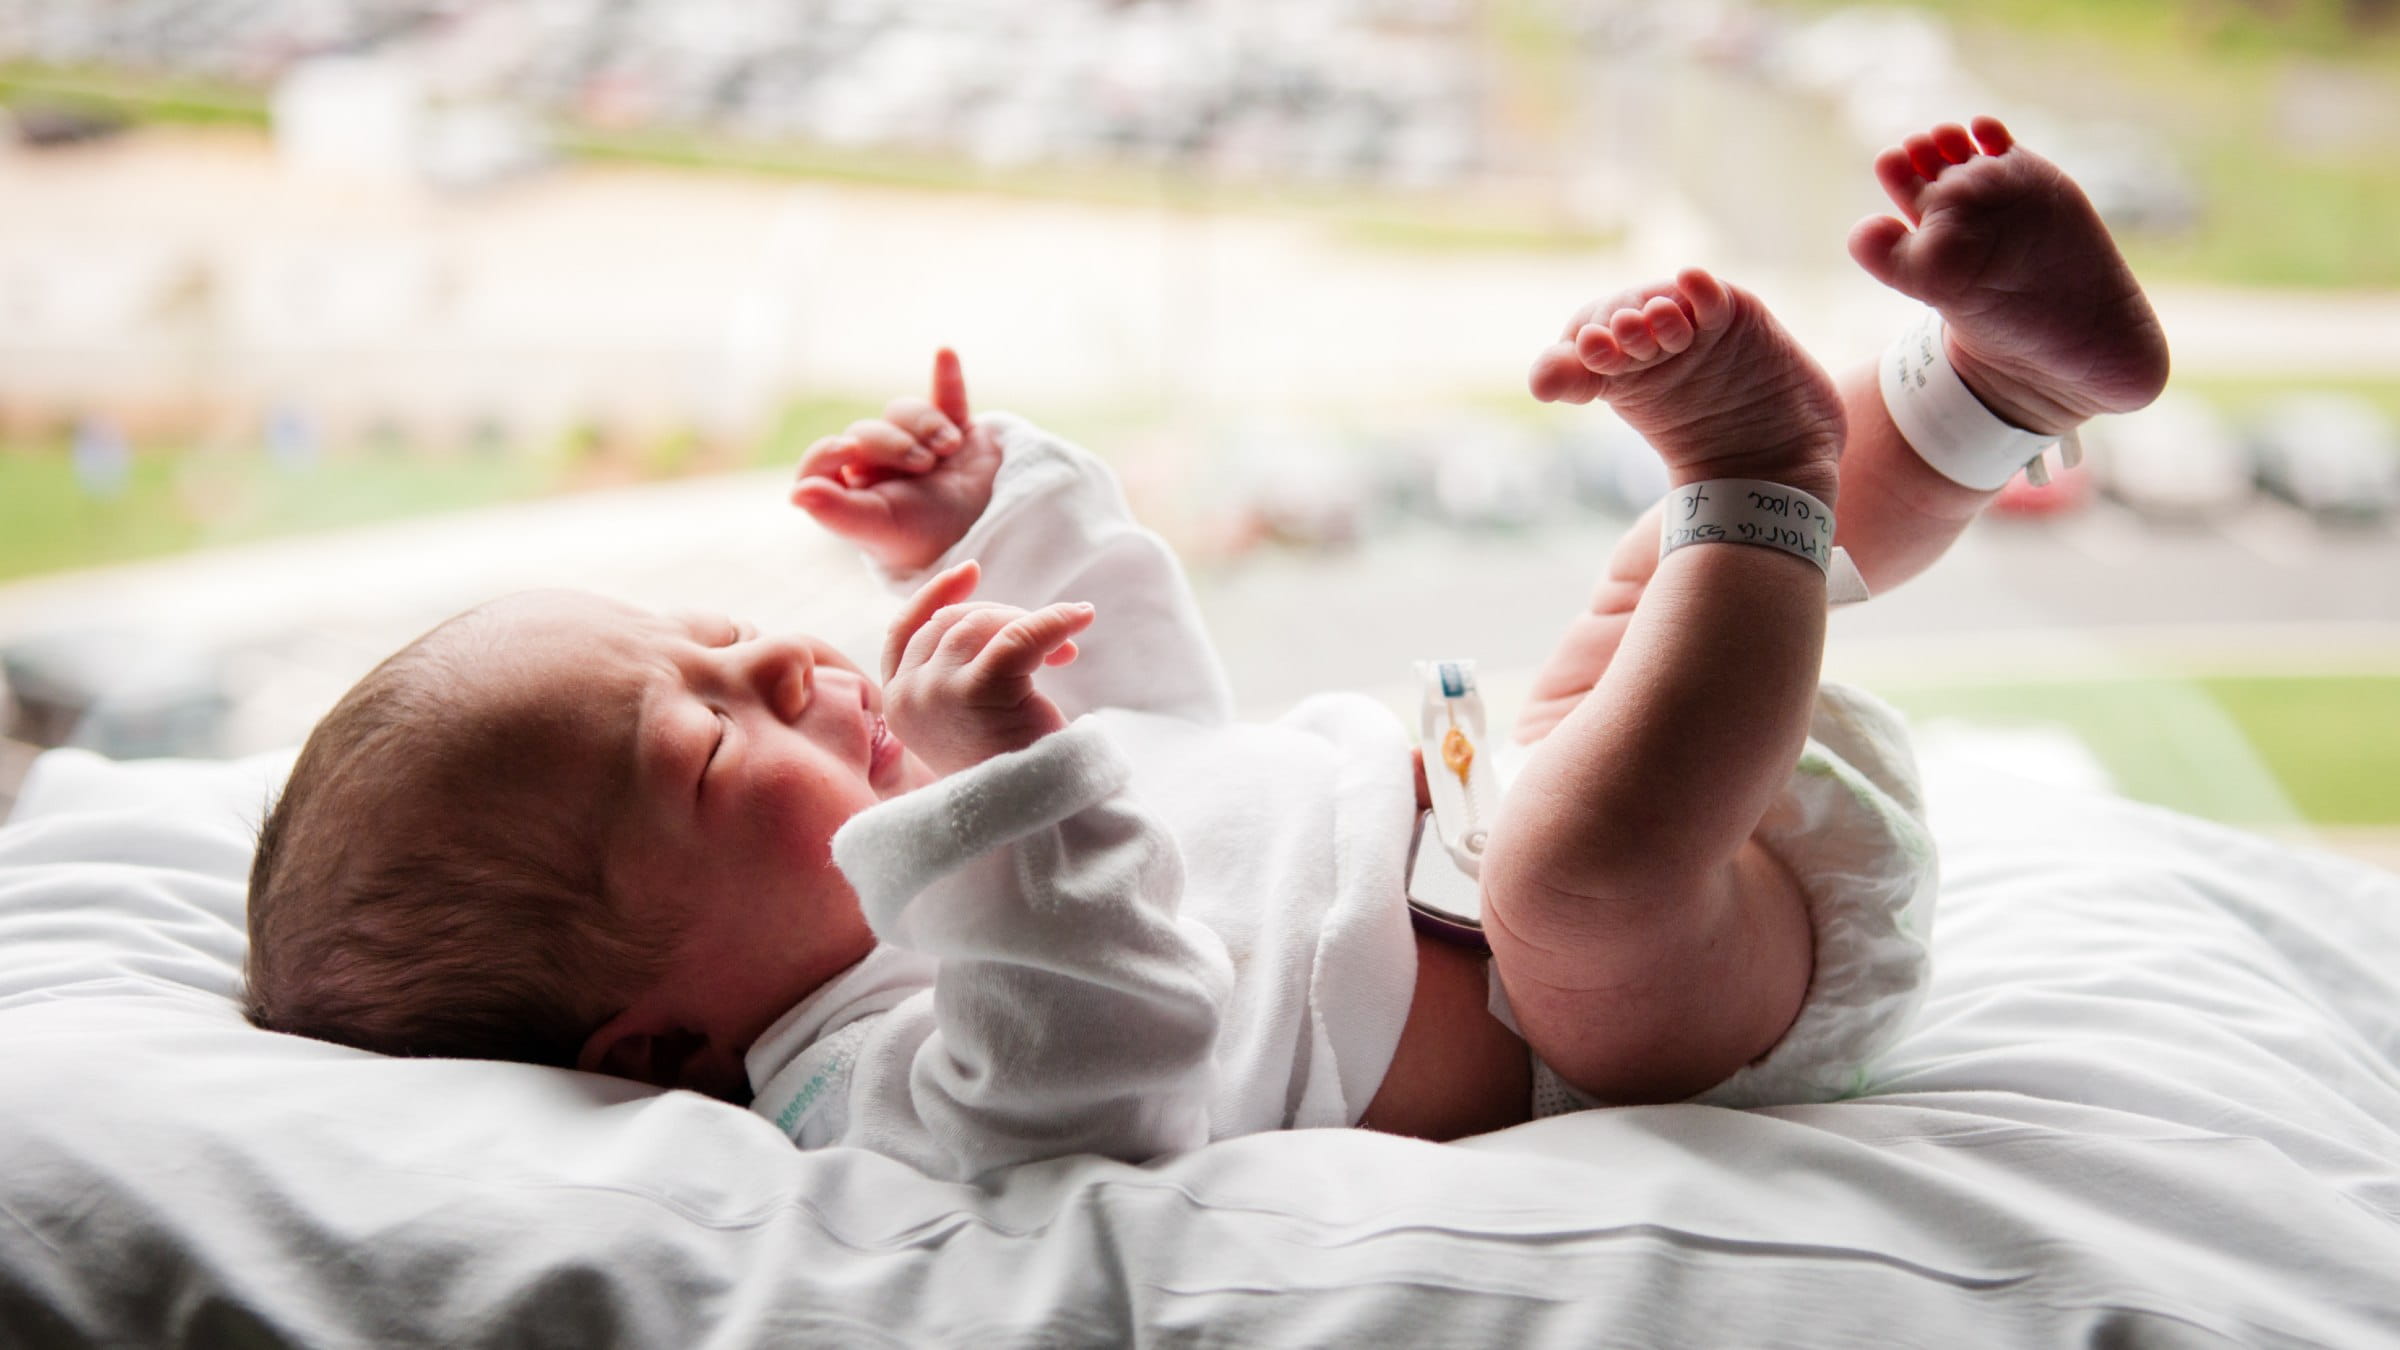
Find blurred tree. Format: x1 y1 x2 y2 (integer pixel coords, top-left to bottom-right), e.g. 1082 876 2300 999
2348 0 2399 30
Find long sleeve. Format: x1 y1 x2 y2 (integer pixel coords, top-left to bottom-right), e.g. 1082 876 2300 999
872 413 1235 727
747 717 1234 1182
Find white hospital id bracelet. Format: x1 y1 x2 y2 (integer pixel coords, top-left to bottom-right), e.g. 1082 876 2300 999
1659 478 1871 604
1882 308 2065 491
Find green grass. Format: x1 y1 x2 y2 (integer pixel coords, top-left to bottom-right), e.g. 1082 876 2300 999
1883 674 2400 826
1757 0 2400 289
2112 77 2400 290
2169 373 2400 424
2200 675 2400 825
0 445 555 582
1762 0 2400 62
0 391 894 583
0 63 269 128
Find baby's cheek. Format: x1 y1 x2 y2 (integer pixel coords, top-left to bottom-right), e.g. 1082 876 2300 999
748 758 868 866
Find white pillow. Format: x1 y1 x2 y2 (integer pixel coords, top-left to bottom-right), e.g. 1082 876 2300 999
7 745 2400 1346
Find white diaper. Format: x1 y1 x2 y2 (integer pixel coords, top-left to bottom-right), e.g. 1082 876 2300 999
1490 682 1939 1115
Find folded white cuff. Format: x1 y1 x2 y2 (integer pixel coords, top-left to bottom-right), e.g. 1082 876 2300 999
832 717 1127 936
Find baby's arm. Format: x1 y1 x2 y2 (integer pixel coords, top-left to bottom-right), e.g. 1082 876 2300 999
907 416 1234 726
751 574 1230 1179
794 351 1232 727
814 720 1232 1180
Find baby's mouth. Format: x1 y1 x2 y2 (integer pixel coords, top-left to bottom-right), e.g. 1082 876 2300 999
869 713 900 777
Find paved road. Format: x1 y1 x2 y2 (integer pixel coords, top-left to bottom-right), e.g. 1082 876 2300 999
5 460 2392 740
1194 496 2400 719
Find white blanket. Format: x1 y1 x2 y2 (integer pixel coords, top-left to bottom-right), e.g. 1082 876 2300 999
3 743 2398 1346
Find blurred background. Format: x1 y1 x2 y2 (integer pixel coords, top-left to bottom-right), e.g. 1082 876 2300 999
0 0 2395 864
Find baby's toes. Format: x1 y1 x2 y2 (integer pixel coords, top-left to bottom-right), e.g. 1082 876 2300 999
1530 341 1605 403
1609 307 1662 362
1642 295 1696 354
1576 323 1635 374
1672 268 1734 332
1874 146 1930 221
1928 122 1977 166
1901 131 1960 181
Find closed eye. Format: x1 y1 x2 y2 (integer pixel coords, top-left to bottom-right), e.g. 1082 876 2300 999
699 711 730 799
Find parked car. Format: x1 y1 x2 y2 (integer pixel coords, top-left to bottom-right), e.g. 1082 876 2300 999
2247 393 2400 525
1217 421 1375 550
1417 416 1565 531
1554 408 1668 518
1990 448 2096 518
2087 392 2253 521
5 98 128 148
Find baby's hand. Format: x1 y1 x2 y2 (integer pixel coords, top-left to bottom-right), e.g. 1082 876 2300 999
792 349 1003 575
881 559 1093 775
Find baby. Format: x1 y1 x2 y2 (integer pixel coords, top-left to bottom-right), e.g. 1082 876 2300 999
245 119 2168 1175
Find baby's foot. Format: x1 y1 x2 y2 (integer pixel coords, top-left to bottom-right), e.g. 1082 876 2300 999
1849 116 2171 437
1534 268 1845 501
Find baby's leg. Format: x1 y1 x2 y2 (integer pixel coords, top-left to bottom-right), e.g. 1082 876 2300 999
1518 116 2170 740
1835 115 2170 586
1481 269 1839 1105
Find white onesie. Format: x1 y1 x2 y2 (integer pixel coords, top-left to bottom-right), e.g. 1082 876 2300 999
745 415 1938 1181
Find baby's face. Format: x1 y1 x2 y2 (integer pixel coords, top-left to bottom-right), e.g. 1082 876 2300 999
478 591 935 1096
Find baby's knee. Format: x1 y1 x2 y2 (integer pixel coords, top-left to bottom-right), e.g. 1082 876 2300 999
1484 843 1814 1104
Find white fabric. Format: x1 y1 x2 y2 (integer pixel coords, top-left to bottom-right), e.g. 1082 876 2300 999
749 717 1235 1180
7 743 2400 1344
748 416 1419 1170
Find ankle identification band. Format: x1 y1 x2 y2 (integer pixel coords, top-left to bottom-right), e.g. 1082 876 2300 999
1660 479 1872 605
1882 308 2082 491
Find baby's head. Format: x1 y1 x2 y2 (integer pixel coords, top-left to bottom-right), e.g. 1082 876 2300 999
245 589 928 1100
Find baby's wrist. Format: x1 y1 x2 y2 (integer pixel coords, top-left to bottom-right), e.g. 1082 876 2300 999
899 711 1068 779
1669 450 1839 513
868 529 972 581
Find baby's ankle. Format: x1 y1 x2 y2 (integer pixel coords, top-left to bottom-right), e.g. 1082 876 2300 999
1943 332 2080 438
1669 438 1843 511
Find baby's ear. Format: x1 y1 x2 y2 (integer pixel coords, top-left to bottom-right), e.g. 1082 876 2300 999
577 1012 706 1090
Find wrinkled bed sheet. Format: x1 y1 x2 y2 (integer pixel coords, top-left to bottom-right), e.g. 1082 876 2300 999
2 745 2396 1347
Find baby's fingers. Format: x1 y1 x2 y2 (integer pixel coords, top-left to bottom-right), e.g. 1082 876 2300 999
882 396 963 456
973 602 1094 683
791 474 899 536
839 419 938 481
884 560 981 679
1529 340 1605 404
931 348 972 429
798 423 935 491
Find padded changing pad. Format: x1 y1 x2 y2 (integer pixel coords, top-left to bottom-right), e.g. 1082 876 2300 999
3 744 2399 1346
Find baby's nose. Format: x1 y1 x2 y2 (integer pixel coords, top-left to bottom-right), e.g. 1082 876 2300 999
739 634 815 723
